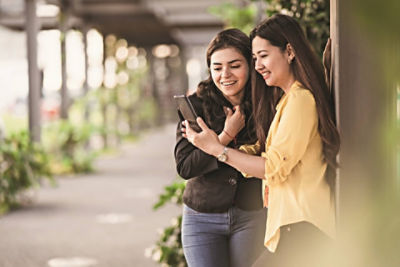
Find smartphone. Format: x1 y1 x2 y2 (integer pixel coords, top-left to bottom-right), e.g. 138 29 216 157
173 95 201 132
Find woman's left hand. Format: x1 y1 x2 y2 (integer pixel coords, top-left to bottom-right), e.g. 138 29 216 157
182 117 224 157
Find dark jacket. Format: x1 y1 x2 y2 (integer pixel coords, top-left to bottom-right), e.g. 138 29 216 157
174 94 263 213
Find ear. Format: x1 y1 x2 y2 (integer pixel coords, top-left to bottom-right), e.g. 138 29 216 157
286 43 295 63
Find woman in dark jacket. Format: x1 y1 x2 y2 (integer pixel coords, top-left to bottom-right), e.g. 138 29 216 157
174 29 267 267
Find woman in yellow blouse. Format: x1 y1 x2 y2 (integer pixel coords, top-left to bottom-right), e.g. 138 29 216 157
182 14 340 266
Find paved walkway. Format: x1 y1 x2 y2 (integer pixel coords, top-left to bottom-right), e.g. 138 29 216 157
0 123 181 267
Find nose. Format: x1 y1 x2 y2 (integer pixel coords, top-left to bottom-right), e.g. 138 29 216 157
254 58 264 72
221 67 231 78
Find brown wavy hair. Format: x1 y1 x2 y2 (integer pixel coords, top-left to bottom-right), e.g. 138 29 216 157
250 14 340 192
197 28 257 145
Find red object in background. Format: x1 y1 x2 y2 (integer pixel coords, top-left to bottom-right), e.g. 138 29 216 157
41 103 59 121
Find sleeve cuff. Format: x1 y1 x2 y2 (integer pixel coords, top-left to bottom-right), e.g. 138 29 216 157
261 146 290 185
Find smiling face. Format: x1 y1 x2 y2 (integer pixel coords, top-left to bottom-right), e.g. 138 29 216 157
210 47 249 105
252 36 294 91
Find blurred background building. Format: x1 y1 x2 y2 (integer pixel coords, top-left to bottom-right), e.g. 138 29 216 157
0 0 244 143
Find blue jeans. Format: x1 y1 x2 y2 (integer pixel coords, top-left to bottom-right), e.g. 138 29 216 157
182 204 267 267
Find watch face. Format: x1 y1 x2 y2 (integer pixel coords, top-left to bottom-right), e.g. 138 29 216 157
218 154 227 162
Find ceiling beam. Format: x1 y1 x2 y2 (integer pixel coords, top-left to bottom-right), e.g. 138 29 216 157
72 2 148 15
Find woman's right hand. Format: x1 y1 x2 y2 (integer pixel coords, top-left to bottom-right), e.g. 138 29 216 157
223 105 245 139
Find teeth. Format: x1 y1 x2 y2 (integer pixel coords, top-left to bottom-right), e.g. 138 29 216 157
261 71 270 78
221 81 236 86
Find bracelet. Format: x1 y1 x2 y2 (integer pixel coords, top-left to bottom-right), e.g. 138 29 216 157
223 130 237 144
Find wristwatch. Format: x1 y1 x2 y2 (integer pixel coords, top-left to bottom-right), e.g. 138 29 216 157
217 146 228 162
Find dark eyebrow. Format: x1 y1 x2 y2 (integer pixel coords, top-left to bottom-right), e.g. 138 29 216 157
252 50 269 56
212 59 243 65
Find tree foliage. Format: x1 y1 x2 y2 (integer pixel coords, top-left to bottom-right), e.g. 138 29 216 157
262 0 330 56
210 0 330 55
208 3 257 35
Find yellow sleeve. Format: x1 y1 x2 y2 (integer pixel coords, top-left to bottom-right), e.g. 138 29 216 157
262 91 318 186
238 141 261 178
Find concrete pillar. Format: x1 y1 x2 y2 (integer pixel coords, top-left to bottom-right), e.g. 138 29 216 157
330 0 340 218
146 47 162 125
331 0 399 265
60 15 68 119
25 0 41 142
101 35 108 148
82 26 90 122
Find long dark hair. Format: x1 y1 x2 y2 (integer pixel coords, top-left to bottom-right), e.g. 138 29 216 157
250 14 340 192
197 28 256 145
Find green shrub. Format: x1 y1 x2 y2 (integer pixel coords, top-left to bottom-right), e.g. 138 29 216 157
44 120 97 174
147 180 187 267
0 131 54 214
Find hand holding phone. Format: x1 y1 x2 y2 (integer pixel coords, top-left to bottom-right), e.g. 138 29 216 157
173 95 202 132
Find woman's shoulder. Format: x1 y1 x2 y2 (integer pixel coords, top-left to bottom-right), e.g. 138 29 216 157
288 84 315 106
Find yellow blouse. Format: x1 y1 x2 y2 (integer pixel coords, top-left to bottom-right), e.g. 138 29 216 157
240 81 336 252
